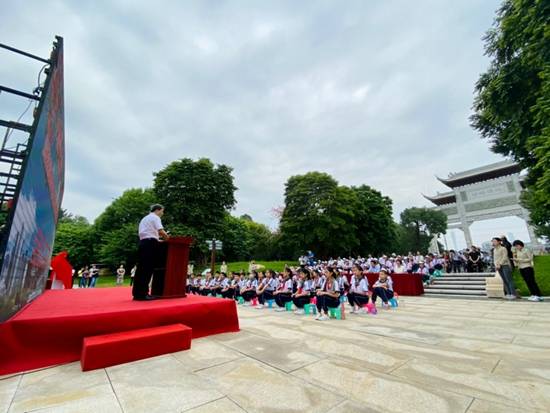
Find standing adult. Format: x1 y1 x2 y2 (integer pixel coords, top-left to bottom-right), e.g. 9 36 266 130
133 204 169 301
116 265 126 285
220 261 228 274
512 240 543 302
500 235 514 269
492 237 516 300
89 264 99 287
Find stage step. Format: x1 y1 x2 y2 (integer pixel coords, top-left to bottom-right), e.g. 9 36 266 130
81 324 192 371
426 284 485 291
424 288 486 296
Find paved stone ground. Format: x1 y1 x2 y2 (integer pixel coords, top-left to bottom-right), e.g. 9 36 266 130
1 296 549 413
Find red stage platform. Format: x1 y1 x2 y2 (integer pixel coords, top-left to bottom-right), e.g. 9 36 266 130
0 287 239 375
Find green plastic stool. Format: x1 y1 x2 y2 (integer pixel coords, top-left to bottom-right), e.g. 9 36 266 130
285 301 293 311
304 304 317 315
237 296 245 304
329 307 342 320
216 294 223 298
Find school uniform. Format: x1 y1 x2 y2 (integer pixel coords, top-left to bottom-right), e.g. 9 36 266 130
315 279 340 314
199 278 211 296
292 279 314 309
241 279 258 302
347 277 370 308
372 276 394 304
221 278 234 299
259 277 277 304
275 279 293 307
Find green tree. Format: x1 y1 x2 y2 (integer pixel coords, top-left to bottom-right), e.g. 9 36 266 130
471 0 550 236
94 188 155 237
94 188 154 267
400 207 447 253
350 185 396 256
53 215 95 269
280 172 358 258
153 158 237 262
98 223 140 268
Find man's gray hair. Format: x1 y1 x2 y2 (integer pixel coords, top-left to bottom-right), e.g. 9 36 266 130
150 204 164 212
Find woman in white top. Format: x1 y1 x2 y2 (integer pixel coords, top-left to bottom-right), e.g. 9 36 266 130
372 269 394 308
273 268 294 311
393 259 406 274
347 264 370 313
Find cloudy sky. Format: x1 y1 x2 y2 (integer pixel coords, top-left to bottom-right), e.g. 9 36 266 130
1 0 531 248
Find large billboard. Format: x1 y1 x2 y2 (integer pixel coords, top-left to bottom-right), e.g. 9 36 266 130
0 38 65 321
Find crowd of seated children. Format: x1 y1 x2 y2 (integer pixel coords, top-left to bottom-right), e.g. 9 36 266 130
186 263 397 320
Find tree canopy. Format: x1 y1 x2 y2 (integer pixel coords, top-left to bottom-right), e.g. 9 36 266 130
471 0 550 236
399 207 447 252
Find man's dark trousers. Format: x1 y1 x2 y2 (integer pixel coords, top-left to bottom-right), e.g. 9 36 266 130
132 238 158 299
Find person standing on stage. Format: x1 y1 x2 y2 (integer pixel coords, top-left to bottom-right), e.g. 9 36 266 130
133 204 169 301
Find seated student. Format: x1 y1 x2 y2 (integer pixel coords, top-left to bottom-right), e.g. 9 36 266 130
372 269 394 308
254 272 266 308
240 272 258 305
236 273 247 301
209 272 223 296
292 268 314 314
367 259 381 273
186 274 194 294
220 273 235 299
337 270 349 296
347 264 370 313
199 274 212 296
416 262 431 285
256 270 277 308
312 269 325 293
273 268 293 311
315 267 340 321
190 274 201 294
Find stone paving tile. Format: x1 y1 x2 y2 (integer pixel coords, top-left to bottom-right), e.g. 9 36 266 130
292 358 473 413
391 357 550 410
466 398 544 413
18 393 122 413
8 363 114 413
106 355 223 413
171 337 243 372
183 397 246 412
492 358 550 382
211 330 322 372
196 358 343 413
326 399 381 413
0 376 20 413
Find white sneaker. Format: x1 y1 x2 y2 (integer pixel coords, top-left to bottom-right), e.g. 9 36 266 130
317 315 329 321
505 295 516 300
255 304 264 309
528 296 542 302
349 309 357 314
315 313 322 320
275 307 286 312
294 309 305 315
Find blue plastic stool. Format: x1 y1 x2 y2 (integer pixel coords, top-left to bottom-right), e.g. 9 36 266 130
267 299 275 308
389 298 398 307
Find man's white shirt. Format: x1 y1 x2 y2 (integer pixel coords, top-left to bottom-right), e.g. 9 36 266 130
138 213 163 240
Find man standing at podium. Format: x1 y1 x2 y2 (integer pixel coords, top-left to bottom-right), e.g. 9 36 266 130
133 204 170 301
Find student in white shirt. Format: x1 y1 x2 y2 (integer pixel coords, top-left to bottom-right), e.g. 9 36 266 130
256 270 277 308
199 274 212 296
372 269 394 308
315 267 340 321
347 264 370 313
393 259 406 274
273 268 293 311
241 272 258 305
292 268 314 314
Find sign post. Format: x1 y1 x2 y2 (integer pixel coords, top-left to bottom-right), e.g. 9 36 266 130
206 239 223 275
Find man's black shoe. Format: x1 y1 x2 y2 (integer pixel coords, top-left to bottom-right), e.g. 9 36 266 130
133 295 157 301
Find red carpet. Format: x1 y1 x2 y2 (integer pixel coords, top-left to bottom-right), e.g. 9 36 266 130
0 288 239 375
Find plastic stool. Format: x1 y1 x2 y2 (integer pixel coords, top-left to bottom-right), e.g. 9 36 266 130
285 301 293 311
216 294 223 298
389 298 398 307
329 307 342 320
304 304 317 315
267 299 275 308
237 296 245 304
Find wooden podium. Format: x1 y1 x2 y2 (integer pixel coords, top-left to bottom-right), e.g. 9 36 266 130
151 236 193 298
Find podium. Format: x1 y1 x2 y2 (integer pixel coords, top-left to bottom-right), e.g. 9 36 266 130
151 236 193 298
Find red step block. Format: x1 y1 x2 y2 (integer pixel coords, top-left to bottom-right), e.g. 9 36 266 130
81 323 192 371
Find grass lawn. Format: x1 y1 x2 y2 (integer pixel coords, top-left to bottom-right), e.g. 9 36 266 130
512 255 550 297
92 261 298 288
